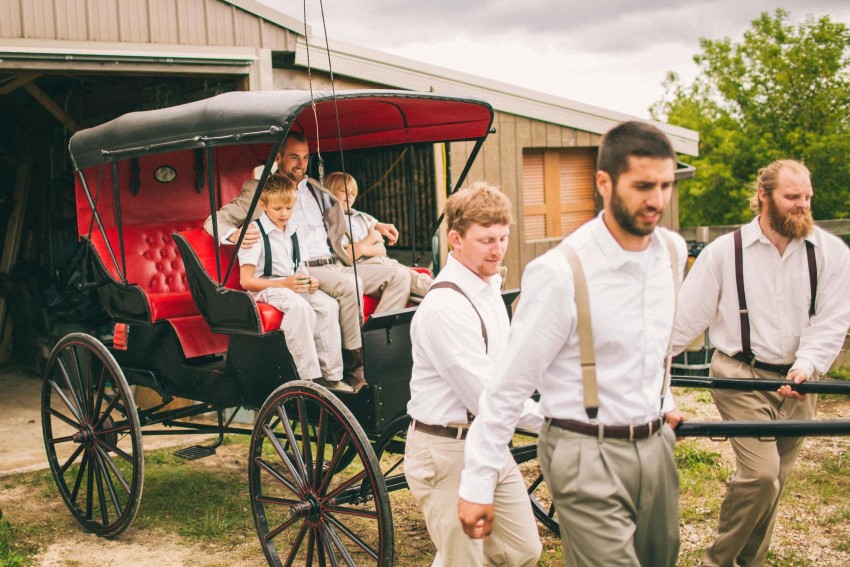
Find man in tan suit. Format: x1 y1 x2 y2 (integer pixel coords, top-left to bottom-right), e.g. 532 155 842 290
204 133 409 390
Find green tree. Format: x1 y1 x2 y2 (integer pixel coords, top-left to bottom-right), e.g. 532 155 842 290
652 9 850 226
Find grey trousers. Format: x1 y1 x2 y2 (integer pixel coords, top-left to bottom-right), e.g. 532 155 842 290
702 352 816 567
539 421 680 567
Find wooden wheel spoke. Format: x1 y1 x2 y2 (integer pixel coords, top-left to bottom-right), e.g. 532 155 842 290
281 521 310 567
93 392 122 430
95 437 134 464
323 505 378 520
59 444 85 475
297 399 314 488
50 378 83 424
324 468 367 502
85 451 94 520
276 404 309 481
324 512 379 560
264 512 302 542
69 345 91 419
92 363 108 422
264 424 307 493
254 495 301 507
314 409 328 489
255 457 301 496
47 405 82 430
69 450 90 503
317 526 341 567
322 521 357 567
92 448 124 517
317 431 352 495
304 528 316 567
92 449 110 526
93 444 131 495
528 474 544 494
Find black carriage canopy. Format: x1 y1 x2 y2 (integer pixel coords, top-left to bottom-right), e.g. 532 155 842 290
68 89 495 169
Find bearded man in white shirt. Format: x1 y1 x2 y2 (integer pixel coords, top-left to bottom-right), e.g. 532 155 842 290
405 182 543 567
671 159 850 567
457 121 687 567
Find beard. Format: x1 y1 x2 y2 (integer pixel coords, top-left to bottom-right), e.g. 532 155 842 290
610 186 663 237
767 197 813 239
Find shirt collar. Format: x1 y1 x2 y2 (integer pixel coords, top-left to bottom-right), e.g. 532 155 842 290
591 211 667 269
442 252 501 297
258 212 294 236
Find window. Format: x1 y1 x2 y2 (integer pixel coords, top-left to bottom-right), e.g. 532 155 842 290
522 148 596 240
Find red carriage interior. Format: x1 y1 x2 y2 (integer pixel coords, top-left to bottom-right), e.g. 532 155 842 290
76 143 428 359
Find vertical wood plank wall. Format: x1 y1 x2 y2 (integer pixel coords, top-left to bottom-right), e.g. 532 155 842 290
449 111 603 289
0 0 297 50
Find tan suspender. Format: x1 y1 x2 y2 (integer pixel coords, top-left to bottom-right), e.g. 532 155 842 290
561 233 679 422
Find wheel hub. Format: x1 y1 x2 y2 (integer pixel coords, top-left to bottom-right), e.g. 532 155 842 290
289 493 322 521
72 425 95 446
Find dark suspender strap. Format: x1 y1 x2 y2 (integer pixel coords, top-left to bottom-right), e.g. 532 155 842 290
733 228 753 358
255 219 273 278
806 240 817 317
430 281 488 353
291 232 301 269
308 184 325 212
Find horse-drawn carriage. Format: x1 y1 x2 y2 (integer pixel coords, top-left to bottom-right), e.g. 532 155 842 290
40 88 539 565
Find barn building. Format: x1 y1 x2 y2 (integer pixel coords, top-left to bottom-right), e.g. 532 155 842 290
0 0 698 363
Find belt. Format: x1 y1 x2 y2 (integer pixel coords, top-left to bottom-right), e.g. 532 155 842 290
547 417 664 441
412 420 469 440
304 257 336 267
727 351 792 375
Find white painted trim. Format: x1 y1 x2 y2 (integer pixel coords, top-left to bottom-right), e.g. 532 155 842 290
221 0 309 35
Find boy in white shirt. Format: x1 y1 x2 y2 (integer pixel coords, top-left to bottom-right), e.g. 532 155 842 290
238 174 349 391
325 172 432 304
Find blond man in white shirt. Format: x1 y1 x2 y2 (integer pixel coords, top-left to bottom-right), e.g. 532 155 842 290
458 122 687 567
405 182 543 567
672 159 850 567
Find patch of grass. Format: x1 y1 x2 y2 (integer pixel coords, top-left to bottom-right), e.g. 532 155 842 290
0 518 37 566
676 441 730 524
827 366 850 381
134 450 252 543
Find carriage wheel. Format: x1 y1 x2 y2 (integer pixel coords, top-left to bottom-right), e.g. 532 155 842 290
513 431 560 536
41 333 143 537
372 416 409 484
249 381 393 566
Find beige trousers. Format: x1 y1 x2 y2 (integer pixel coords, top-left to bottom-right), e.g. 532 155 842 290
355 255 433 303
404 425 542 567
702 352 817 567
539 422 680 567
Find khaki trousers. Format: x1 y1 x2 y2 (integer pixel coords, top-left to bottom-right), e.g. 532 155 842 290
702 352 817 567
404 425 542 567
355 255 433 302
539 422 680 567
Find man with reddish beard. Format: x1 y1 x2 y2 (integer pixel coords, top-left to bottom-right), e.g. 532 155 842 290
672 159 850 567
458 121 687 566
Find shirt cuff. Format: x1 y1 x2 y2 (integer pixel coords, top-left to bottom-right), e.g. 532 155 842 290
221 227 236 245
458 469 498 505
791 357 815 378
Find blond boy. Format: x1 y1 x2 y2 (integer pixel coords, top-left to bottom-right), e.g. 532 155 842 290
237 174 349 391
325 172 432 304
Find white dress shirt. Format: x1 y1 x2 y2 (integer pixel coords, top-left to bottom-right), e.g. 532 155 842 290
290 178 333 261
237 213 297 279
407 252 542 429
672 217 850 377
340 209 378 247
459 213 687 505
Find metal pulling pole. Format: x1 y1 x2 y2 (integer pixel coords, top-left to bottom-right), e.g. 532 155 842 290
671 375 850 395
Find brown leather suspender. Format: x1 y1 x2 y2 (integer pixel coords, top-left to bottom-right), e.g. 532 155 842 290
430 281 488 353
733 227 817 359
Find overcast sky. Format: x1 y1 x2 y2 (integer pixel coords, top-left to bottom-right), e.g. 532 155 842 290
259 1 850 119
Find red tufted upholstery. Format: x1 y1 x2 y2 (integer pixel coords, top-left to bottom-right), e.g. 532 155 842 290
89 222 199 321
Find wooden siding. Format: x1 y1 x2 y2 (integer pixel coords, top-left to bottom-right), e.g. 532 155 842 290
0 0 297 49
449 112 603 289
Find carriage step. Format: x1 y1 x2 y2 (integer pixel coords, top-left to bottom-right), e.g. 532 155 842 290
174 445 217 460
